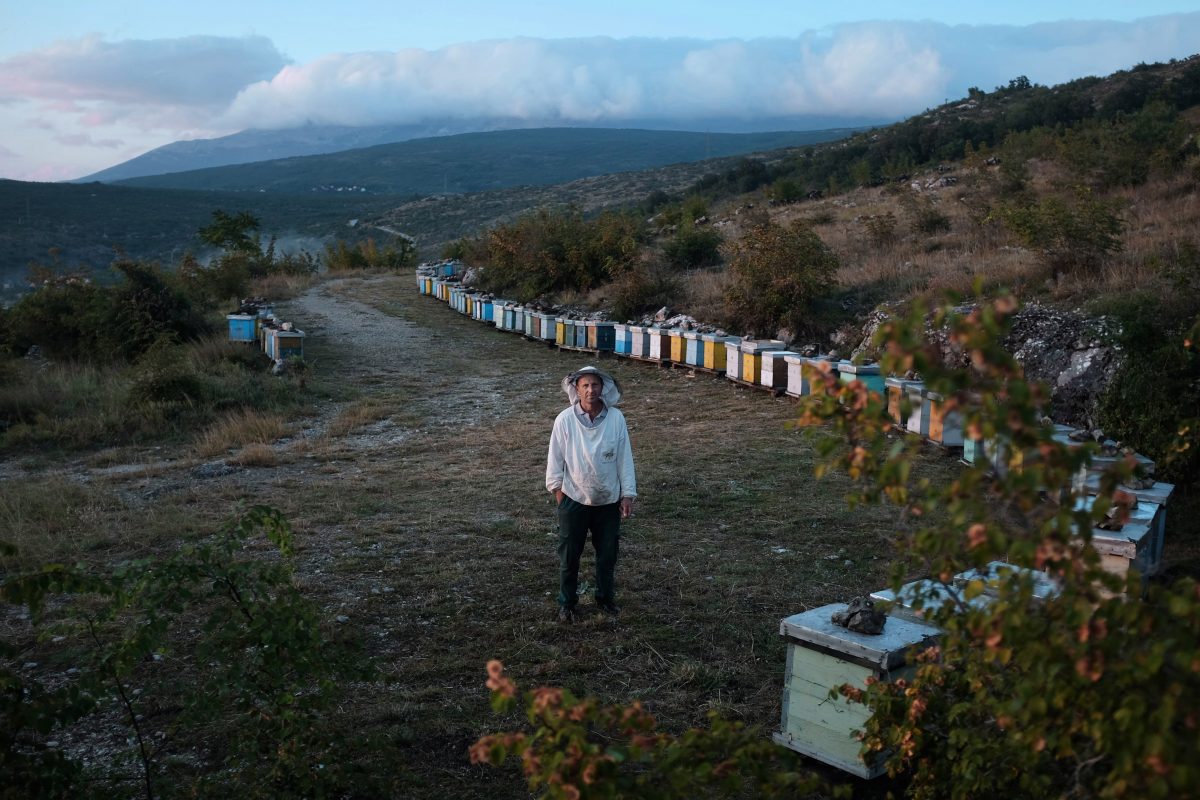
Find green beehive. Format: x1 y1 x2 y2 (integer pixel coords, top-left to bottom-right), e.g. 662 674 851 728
774 604 939 778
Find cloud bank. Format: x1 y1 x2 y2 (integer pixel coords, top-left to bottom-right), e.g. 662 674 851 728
219 15 1200 130
0 14 1197 180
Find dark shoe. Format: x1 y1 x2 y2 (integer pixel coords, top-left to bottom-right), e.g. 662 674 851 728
557 607 576 624
597 601 620 617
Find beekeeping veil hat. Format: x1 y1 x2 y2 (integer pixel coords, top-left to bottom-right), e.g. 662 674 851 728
562 365 623 407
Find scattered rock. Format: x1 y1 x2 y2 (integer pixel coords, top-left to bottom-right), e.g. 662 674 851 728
192 462 237 479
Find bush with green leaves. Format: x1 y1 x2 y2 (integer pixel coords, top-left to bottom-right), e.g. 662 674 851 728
1 507 383 799
607 261 683 323
661 223 723 270
323 236 418 272
722 219 838 337
471 661 826 800
6 261 210 363
475 207 645 301
991 186 1125 274
797 297 1200 799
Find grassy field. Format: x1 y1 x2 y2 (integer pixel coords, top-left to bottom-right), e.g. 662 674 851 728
1 274 968 796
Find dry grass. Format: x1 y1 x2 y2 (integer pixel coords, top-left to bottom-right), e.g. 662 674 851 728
681 267 733 325
193 408 289 457
228 442 279 467
248 271 319 300
324 397 398 439
0 476 203 567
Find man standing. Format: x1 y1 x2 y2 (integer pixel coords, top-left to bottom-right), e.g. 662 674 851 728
546 366 637 624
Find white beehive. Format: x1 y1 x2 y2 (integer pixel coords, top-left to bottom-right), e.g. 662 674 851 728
774 604 939 778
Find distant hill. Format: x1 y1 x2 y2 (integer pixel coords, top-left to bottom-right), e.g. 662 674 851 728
0 180 399 300
109 127 861 195
0 140 802 299
74 121 507 183
76 116 882 183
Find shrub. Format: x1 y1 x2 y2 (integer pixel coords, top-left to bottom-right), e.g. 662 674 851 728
1094 286 1200 485
661 223 723 270
476 207 644 300
324 236 417 272
991 186 1124 273
723 219 838 337
608 261 683 322
126 340 204 408
472 661 823 799
864 213 899 249
1 507 384 798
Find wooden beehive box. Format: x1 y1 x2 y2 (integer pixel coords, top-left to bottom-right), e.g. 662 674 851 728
954 561 1062 603
884 377 919 428
801 356 838 397
585 321 615 351
703 334 739 371
226 314 256 343
837 362 885 395
573 320 589 349
274 330 305 360
648 328 669 361
741 340 786 385
762 351 801 390
925 390 964 447
683 331 705 366
724 340 745 381
629 325 648 357
775 604 939 778
613 324 629 355
1075 495 1165 580
1081 476 1174 562
668 329 687 363
869 578 993 624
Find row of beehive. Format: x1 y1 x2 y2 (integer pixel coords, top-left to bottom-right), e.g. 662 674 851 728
419 276 1172 581
419 275 898 396
225 310 305 361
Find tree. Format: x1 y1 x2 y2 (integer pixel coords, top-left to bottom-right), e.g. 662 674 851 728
198 210 262 255
722 219 838 337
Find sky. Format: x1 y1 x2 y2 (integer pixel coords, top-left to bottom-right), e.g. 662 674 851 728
2 1 1199 181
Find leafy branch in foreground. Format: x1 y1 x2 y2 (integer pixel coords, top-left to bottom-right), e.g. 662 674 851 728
1 506 382 799
472 293 1198 799
799 296 1199 799
471 660 828 800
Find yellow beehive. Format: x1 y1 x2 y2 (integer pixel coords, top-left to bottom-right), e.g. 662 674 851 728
740 340 786 385
669 329 687 363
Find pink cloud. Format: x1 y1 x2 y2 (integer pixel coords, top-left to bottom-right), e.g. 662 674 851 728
0 34 288 107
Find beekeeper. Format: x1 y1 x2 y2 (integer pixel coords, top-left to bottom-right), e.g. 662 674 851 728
545 366 637 624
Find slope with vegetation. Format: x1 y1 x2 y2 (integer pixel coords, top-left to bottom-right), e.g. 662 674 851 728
111 128 859 195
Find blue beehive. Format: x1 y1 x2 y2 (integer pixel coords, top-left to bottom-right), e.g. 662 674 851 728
684 332 704 366
573 321 588 349
227 314 256 343
837 362 885 395
614 324 630 355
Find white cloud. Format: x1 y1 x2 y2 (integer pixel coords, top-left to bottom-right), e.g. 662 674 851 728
220 15 1200 130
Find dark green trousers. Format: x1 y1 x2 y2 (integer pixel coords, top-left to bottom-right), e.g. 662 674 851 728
556 495 620 609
